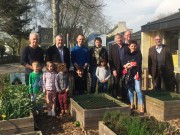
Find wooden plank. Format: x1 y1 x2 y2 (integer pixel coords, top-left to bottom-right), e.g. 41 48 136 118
0 115 34 130
0 127 34 135
84 107 129 119
15 131 42 135
99 121 116 135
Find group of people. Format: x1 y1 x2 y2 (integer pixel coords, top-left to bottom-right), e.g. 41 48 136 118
20 30 175 116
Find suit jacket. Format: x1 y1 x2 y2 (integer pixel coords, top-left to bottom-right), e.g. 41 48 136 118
109 43 129 75
148 45 174 78
45 45 70 70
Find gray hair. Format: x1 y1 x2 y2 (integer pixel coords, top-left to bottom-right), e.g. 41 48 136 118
56 34 63 39
29 32 39 40
124 30 131 36
154 34 162 39
114 33 123 40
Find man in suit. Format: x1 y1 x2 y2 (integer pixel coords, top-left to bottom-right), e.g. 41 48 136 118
148 35 175 91
45 35 70 71
124 30 131 45
45 34 70 112
109 33 128 100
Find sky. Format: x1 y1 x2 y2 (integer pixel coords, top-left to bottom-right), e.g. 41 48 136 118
103 0 180 32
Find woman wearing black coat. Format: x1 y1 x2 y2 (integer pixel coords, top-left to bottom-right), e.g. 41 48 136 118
123 40 144 113
89 37 108 94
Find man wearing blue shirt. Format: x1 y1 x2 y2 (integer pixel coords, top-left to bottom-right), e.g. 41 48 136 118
71 34 89 94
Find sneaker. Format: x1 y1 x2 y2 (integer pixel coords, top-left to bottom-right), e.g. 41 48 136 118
51 109 56 116
60 110 65 116
47 110 52 116
30 96 34 102
65 110 69 114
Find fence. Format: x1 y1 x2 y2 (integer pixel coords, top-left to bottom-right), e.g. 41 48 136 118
0 55 20 64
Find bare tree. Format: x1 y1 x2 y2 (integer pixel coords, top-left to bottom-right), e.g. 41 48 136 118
29 0 111 44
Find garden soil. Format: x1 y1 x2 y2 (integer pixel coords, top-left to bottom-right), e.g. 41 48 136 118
34 112 98 135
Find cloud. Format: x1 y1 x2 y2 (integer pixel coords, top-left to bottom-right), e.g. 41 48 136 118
103 0 180 32
153 0 180 20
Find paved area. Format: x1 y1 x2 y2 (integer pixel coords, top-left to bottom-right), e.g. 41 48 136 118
0 63 25 74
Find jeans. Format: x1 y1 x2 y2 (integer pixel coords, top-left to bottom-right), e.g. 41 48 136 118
98 81 108 93
90 67 97 94
128 79 143 105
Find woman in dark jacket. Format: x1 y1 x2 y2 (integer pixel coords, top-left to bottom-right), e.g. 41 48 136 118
89 37 108 94
123 40 144 113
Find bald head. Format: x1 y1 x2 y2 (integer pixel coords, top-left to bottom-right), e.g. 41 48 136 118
77 34 84 46
124 30 131 43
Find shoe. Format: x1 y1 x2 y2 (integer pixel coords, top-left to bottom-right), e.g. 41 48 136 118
30 96 34 102
60 110 65 116
65 110 69 114
130 103 135 110
47 110 51 116
139 105 144 114
51 109 56 116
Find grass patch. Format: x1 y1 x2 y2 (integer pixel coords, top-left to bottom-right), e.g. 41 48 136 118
146 91 180 101
72 94 120 109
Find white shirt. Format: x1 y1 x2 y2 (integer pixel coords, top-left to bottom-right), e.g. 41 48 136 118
156 45 162 53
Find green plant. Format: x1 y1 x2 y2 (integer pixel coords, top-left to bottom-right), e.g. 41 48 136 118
103 111 170 135
74 121 80 127
0 84 32 120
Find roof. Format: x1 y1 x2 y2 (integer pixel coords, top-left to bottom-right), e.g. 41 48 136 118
107 25 118 35
141 11 180 32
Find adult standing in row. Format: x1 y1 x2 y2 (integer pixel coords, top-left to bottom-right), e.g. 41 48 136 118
124 30 131 45
45 35 70 71
123 40 144 113
71 34 89 94
109 33 128 101
123 30 132 102
148 35 175 91
89 37 108 94
45 34 70 112
20 32 44 84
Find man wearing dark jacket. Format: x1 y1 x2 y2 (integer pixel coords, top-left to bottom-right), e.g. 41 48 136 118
45 35 70 112
109 33 129 100
148 35 175 91
45 35 70 71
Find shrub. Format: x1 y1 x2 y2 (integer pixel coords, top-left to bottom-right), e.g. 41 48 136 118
103 111 170 135
0 84 32 120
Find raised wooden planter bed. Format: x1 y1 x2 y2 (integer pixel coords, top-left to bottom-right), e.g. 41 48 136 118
0 113 34 135
70 94 129 129
99 121 116 135
15 131 42 135
145 92 180 121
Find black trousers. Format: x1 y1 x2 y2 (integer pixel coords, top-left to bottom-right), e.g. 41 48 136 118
153 67 173 91
112 75 129 102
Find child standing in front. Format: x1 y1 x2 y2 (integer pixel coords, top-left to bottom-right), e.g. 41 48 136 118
96 57 111 93
74 66 85 95
55 63 69 116
29 61 43 102
43 61 57 116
